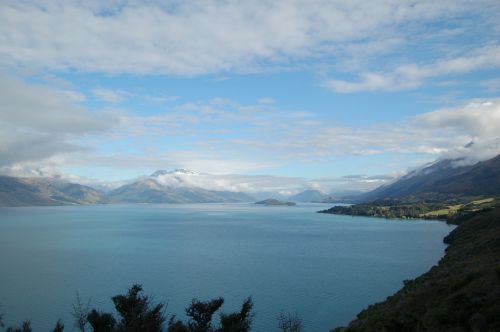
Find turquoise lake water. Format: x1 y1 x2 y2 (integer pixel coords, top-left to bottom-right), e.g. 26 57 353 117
0 203 453 331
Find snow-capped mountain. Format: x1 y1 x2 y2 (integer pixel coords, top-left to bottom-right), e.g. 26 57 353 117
108 169 255 203
359 154 500 202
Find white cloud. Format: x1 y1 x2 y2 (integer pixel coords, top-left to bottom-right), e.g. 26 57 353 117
148 170 397 195
80 97 500 180
415 100 500 138
92 88 129 103
0 0 497 75
142 94 179 104
0 75 117 167
481 78 500 92
324 45 500 93
414 99 500 162
2 80 499 188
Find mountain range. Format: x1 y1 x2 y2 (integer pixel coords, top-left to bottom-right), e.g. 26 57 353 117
359 154 500 202
0 176 106 206
2 154 500 207
288 189 332 202
108 171 255 204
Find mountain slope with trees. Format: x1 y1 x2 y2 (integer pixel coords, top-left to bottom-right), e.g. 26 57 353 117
360 154 500 202
332 207 500 332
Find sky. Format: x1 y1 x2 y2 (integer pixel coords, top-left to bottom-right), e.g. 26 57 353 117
1 0 500 193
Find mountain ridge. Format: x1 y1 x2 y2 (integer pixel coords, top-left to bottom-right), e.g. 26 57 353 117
0 176 107 207
358 154 500 202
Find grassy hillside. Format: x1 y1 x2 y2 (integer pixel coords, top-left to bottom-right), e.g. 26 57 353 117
320 196 500 223
332 208 500 332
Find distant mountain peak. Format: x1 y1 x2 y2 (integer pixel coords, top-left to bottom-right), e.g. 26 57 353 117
172 169 199 175
359 153 500 202
289 189 329 202
150 169 199 177
464 141 474 148
402 157 467 180
150 170 168 177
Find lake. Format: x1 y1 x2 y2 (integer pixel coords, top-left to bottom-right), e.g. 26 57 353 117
0 203 453 331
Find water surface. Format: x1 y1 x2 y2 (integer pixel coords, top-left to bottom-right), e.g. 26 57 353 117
0 204 453 331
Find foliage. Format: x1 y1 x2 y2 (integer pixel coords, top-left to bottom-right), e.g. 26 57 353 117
277 312 302 332
332 208 500 331
112 284 165 332
219 297 253 332
185 297 224 332
5 321 32 332
168 297 253 332
1 285 254 332
87 310 116 332
52 320 64 332
72 292 91 332
320 195 500 224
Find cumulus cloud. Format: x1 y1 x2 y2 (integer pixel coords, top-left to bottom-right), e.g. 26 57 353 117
0 75 116 167
2 76 499 189
59 97 500 185
324 45 500 93
415 100 500 138
0 0 497 75
110 97 500 166
92 88 129 103
117 169 390 195
292 105 500 164
414 100 500 162
152 170 307 194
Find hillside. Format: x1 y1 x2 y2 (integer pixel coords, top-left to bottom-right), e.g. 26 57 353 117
320 196 500 222
0 176 107 206
255 198 296 206
360 154 500 202
289 189 330 202
332 207 500 331
0 170 257 206
108 173 255 203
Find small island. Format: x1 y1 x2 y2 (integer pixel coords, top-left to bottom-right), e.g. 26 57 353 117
255 198 296 206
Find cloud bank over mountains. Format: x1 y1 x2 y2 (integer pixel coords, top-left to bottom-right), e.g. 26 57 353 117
1 72 500 185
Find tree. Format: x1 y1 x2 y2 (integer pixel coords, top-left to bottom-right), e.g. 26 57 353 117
219 297 253 332
185 297 224 332
167 318 190 332
72 292 91 332
112 284 166 332
277 312 302 332
168 297 254 332
52 320 65 332
87 309 116 332
5 320 32 332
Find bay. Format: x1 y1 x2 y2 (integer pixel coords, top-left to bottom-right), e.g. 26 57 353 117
0 203 453 331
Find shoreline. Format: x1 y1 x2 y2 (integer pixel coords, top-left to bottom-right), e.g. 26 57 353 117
331 208 500 331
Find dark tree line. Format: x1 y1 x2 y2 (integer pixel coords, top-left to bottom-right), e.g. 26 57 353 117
0 284 302 332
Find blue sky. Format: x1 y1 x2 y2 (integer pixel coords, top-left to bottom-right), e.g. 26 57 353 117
1 1 500 192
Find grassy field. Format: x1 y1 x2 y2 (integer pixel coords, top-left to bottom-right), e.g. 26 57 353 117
421 204 462 217
320 195 500 223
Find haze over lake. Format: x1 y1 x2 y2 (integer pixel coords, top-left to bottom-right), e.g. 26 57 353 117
0 204 452 331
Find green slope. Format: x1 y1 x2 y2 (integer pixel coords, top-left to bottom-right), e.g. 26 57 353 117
332 208 500 332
